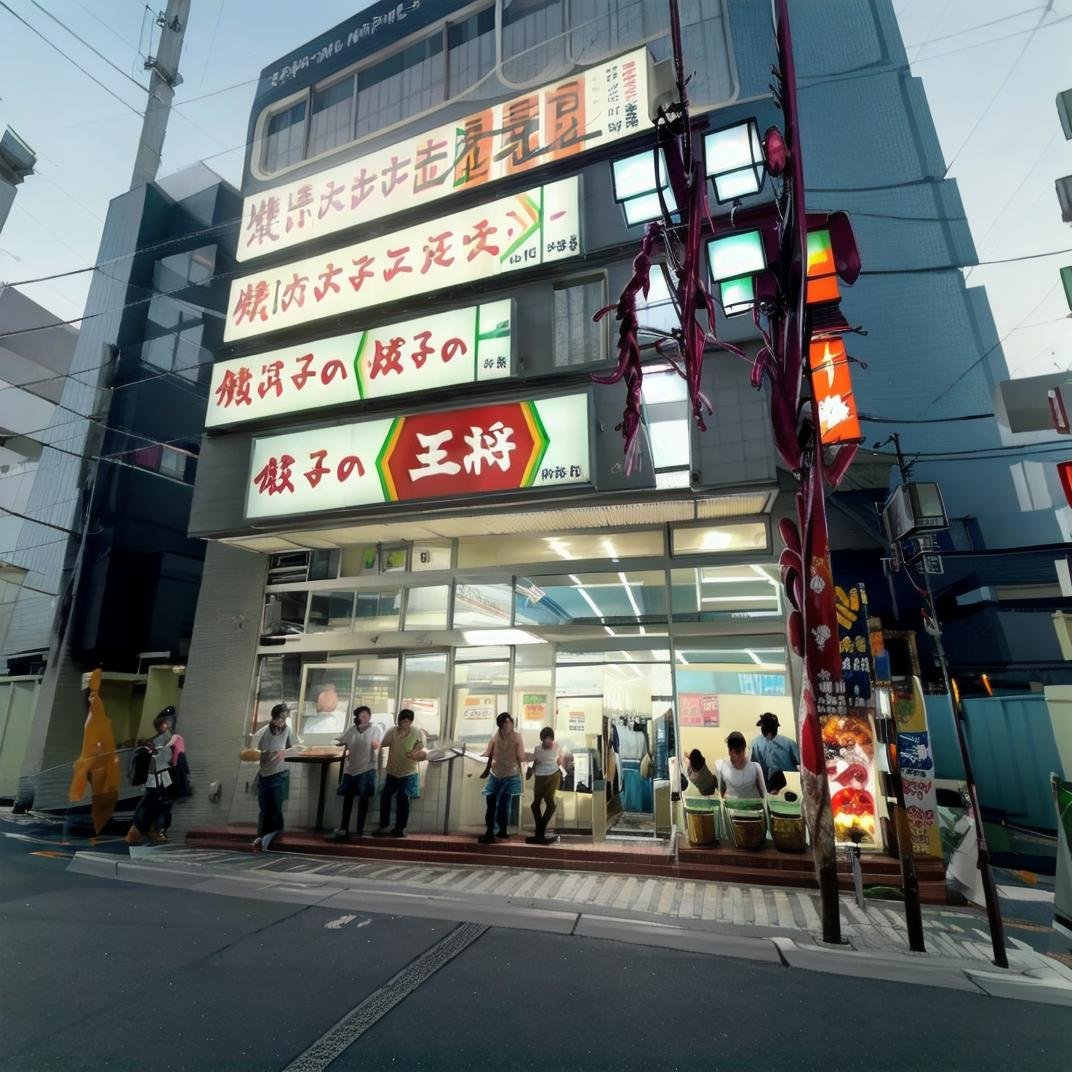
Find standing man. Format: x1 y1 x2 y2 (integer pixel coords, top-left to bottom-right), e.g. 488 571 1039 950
478 712 526 844
526 726 563 845
373 709 426 838
750 712 800 793
329 705 381 842
244 702 300 853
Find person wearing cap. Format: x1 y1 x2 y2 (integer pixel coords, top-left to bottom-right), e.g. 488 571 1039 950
125 706 184 847
750 712 800 794
250 702 301 852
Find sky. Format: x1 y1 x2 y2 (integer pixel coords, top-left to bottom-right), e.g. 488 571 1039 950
0 0 1069 381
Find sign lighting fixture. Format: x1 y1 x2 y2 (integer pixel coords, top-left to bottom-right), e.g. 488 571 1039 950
611 149 678 226
703 119 765 203
706 230 765 316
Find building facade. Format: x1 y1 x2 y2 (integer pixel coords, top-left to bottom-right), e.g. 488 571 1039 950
9 164 240 807
168 0 1036 848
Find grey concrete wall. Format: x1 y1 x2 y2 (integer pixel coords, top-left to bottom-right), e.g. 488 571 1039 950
167 541 266 836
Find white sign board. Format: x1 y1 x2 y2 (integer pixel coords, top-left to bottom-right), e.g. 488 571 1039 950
207 300 512 428
241 49 651 261
245 393 590 520
225 177 580 343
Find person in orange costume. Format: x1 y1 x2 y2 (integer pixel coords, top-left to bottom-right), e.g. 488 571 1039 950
69 668 120 836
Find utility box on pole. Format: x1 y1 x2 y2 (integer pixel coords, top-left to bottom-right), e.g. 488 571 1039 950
130 0 191 189
0 127 36 235
1058 88 1072 140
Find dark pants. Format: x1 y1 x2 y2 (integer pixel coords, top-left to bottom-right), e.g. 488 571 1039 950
530 771 561 837
133 786 172 835
379 774 412 832
341 794 371 834
257 771 287 838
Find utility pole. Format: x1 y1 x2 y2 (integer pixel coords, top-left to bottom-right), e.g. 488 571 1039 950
130 0 191 189
885 432 1008 968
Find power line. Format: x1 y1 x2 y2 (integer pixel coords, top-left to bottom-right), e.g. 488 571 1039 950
860 413 994 424
902 6 1047 51
27 0 148 92
0 0 144 118
920 280 1063 414
941 4 1054 177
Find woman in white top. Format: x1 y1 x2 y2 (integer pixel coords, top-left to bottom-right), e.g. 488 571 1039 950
718 731 766 800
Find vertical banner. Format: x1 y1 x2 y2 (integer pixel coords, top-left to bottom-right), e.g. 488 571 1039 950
824 582 879 844
893 675 942 857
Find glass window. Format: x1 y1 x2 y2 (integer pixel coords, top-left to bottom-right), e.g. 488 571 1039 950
299 664 355 737
308 549 341 581
381 545 409 573
356 655 398 733
153 246 216 291
670 565 782 621
307 590 355 633
404 585 450 629
355 35 445 138
252 653 303 733
447 6 496 97
456 529 663 567
340 545 380 577
264 99 307 172
354 589 402 631
671 521 769 555
412 540 452 571
502 0 566 83
142 293 209 378
308 75 355 157
453 582 512 627
400 652 448 746
262 590 308 636
268 551 309 585
553 276 607 367
515 571 667 626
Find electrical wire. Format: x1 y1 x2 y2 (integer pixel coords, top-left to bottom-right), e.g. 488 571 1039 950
0 0 144 118
27 0 148 92
941 4 1054 177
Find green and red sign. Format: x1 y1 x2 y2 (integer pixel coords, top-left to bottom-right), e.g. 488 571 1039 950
246 393 589 520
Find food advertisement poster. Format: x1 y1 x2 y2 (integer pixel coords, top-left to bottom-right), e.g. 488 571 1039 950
678 693 720 727
892 675 940 856
825 581 878 844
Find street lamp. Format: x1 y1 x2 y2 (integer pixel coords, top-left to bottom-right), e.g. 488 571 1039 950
705 229 766 316
703 118 766 203
611 149 678 227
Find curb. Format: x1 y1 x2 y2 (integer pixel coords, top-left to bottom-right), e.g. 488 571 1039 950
67 849 1072 1005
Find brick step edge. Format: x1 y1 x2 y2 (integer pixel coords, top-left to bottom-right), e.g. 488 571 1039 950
184 834 948 903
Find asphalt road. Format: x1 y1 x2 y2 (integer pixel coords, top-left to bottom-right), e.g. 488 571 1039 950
1 830 1070 1072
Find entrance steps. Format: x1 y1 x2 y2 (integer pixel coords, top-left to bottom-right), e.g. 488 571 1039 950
186 825 948 903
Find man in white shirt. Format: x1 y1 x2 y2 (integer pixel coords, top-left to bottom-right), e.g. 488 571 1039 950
526 726 564 845
329 705 381 841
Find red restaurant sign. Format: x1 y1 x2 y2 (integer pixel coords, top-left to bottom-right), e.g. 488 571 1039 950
245 393 590 520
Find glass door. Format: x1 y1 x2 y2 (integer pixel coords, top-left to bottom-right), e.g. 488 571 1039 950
399 652 449 833
451 658 510 833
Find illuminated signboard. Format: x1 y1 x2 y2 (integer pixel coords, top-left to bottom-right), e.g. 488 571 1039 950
245 393 589 520
225 177 580 343
207 300 512 428
241 49 651 261
808 338 862 445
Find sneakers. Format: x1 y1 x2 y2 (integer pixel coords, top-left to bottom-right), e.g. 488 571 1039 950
371 827 392 838
494 830 509 839
252 837 263 853
525 834 559 845
326 829 349 843
478 833 496 844
124 826 143 847
149 830 168 845
389 829 406 838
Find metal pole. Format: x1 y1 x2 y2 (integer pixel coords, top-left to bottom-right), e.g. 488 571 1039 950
877 690 927 951
130 0 191 188
921 564 1008 968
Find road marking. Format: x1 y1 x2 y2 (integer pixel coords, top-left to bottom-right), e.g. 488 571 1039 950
283 922 486 1072
325 913 361 930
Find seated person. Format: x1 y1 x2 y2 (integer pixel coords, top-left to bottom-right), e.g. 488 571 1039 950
719 731 766 800
682 748 719 796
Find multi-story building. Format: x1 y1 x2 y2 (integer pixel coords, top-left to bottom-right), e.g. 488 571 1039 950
172 0 1039 862
0 286 77 798
10 163 240 808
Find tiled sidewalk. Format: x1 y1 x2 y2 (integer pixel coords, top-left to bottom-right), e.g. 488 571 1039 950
119 845 1044 970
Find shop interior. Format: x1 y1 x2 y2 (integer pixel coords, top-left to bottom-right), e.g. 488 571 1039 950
239 523 800 843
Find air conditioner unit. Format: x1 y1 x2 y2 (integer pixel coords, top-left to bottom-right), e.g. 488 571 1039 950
882 483 949 542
